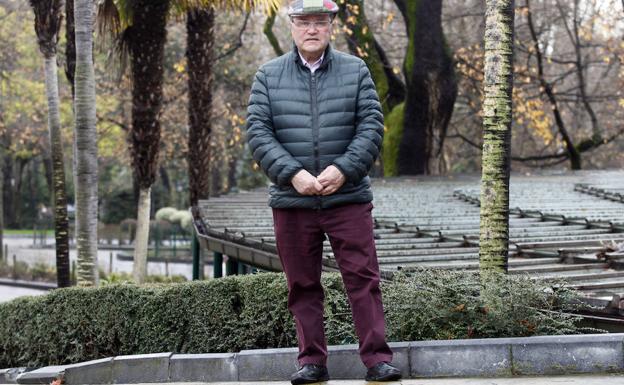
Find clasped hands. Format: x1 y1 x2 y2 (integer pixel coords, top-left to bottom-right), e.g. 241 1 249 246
291 165 345 196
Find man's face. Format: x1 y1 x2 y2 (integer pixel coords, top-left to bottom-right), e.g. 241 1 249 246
290 14 333 59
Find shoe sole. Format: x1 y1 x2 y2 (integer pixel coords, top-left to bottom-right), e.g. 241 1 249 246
365 372 402 382
291 375 330 385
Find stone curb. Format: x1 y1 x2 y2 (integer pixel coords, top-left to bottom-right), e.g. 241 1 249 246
4 334 623 384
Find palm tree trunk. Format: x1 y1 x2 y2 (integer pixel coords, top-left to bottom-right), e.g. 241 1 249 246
44 56 71 287
127 0 170 283
479 0 515 279
132 186 150 282
0 85 5 261
65 0 76 97
187 8 214 207
74 0 99 286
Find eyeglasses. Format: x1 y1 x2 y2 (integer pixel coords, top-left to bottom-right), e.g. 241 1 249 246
291 19 332 30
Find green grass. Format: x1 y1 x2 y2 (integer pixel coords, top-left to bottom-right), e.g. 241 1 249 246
3 229 54 236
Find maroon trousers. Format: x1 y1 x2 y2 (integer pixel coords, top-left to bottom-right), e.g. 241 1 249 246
272 202 393 368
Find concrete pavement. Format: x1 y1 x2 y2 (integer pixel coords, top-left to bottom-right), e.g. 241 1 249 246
0 283 45 303
112 375 624 385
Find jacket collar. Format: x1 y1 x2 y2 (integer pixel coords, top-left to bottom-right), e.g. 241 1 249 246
292 43 334 71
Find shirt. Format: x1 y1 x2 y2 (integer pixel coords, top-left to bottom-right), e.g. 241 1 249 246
298 51 325 74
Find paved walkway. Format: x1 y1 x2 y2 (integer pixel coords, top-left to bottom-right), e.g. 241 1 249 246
0 283 45 302
114 374 624 384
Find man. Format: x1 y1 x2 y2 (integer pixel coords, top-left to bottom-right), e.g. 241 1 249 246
246 0 401 383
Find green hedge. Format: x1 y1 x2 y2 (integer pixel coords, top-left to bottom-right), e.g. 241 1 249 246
0 270 596 368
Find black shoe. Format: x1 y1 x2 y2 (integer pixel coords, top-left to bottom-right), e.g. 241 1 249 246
290 364 329 385
365 361 402 382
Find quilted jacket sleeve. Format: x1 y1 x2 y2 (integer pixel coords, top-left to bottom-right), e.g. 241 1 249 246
331 61 384 184
246 69 304 186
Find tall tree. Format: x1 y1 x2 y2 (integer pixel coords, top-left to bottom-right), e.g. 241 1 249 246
393 0 457 175
479 0 515 278
28 0 71 287
187 7 214 207
65 0 76 96
288 0 457 176
186 0 278 205
74 0 99 286
125 0 171 283
99 0 279 282
335 0 406 176
337 0 405 115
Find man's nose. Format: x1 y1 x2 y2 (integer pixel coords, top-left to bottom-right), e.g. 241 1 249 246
307 24 320 33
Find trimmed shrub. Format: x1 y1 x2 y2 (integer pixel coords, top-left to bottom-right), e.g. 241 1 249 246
0 270 597 368
383 270 588 341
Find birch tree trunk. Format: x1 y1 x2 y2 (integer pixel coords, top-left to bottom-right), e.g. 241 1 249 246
74 0 99 286
479 0 515 280
44 56 71 287
132 187 150 281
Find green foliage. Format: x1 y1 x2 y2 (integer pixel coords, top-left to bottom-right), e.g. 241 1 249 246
382 102 404 176
0 259 48 281
100 188 134 224
155 207 178 222
384 270 592 341
154 207 192 234
0 271 596 368
99 271 187 285
237 143 269 190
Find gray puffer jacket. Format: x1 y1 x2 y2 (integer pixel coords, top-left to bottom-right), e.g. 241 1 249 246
246 45 384 209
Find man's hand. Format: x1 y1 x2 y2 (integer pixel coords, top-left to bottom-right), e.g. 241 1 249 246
291 169 324 195
317 165 346 196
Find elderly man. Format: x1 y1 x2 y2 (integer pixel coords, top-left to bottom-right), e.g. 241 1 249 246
246 0 401 383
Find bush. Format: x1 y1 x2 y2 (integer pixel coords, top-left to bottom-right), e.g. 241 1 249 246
100 271 187 285
0 260 32 280
0 271 598 368
384 270 589 340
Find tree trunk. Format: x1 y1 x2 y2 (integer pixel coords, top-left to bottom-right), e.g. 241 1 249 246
0 84 4 258
187 8 214 207
42 149 53 204
159 166 171 206
127 0 170 282
263 8 284 57
13 158 27 228
2 154 13 229
338 0 407 177
43 56 71 288
394 0 457 175
74 0 99 286
525 0 581 170
210 164 221 197
338 0 405 115
227 154 237 193
0 156 3 261
479 0 515 279
65 0 76 96
132 186 151 282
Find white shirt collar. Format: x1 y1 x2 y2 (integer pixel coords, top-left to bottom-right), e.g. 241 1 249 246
298 51 324 74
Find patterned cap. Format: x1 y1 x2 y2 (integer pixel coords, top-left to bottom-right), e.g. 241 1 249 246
287 0 339 16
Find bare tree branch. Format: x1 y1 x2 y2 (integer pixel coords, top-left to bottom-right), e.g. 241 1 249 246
215 11 250 62
263 8 284 57
526 0 582 169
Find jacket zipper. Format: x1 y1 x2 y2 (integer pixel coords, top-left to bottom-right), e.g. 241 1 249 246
310 70 321 209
